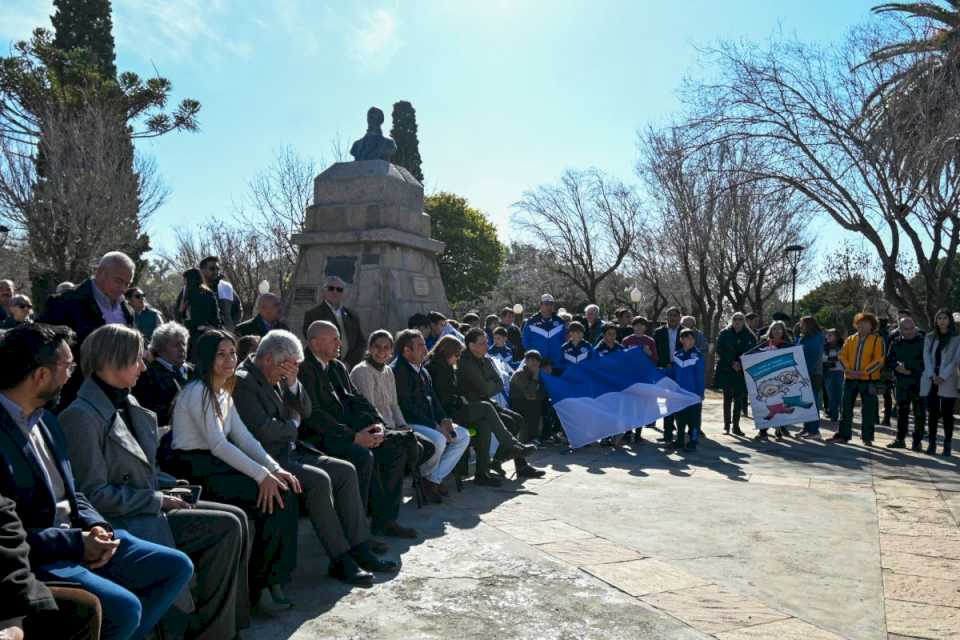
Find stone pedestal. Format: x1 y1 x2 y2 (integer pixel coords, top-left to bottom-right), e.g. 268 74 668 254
286 160 450 337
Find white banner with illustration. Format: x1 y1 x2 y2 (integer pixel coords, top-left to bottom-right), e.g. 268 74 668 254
741 346 819 429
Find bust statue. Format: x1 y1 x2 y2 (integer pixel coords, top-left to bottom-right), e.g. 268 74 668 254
350 107 398 162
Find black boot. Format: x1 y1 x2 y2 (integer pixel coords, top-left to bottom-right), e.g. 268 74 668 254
329 555 374 587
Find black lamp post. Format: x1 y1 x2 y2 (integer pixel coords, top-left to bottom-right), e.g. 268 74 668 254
785 244 804 320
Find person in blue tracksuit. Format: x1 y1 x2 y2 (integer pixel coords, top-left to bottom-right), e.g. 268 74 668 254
593 324 625 358
488 327 518 370
522 294 567 373
559 322 593 374
670 329 706 452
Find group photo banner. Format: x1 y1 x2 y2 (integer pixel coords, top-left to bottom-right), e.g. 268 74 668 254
741 346 819 429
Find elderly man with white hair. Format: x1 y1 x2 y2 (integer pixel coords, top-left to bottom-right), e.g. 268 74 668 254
301 275 365 368
233 329 399 587
236 292 289 338
133 321 193 427
38 251 137 409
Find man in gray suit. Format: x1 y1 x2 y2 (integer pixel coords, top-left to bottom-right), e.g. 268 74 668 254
233 329 400 587
59 325 250 638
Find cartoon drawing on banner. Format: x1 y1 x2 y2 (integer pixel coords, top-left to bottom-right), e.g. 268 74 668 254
741 346 819 429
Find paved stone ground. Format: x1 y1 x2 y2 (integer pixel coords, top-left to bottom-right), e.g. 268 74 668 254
249 392 960 639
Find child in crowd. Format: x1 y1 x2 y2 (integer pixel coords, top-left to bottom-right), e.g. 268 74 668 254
594 324 624 357
488 326 518 370
822 328 844 423
560 321 593 374
671 329 706 452
622 316 658 363
484 314 499 345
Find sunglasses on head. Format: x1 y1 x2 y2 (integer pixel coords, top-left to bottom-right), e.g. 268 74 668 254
327 286 344 292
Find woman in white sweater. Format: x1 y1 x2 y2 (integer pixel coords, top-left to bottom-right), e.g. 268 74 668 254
170 329 302 608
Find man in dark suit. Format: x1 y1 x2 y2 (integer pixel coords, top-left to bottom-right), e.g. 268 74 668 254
37 251 136 411
235 293 290 338
234 329 398 586
0 323 193 640
392 329 470 501
1 494 102 640
653 307 683 442
301 276 365 368
133 321 193 427
298 320 416 539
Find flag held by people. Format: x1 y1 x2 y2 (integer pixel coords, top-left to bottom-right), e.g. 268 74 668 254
542 348 701 449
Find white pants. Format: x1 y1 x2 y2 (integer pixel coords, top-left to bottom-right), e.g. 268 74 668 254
411 424 471 484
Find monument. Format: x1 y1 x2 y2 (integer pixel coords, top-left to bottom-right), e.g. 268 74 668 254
285 107 451 336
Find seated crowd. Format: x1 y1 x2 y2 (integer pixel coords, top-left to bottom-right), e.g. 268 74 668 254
0 252 955 640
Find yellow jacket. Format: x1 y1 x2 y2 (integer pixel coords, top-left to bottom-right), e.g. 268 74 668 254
839 333 885 381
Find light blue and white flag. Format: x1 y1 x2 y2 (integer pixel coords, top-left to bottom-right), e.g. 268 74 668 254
542 348 701 449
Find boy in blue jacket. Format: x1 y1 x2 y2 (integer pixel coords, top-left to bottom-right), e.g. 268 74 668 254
671 329 706 452
559 321 593 375
488 326 518 370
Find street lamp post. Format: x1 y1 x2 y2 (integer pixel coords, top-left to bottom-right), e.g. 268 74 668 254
784 244 804 320
629 286 643 314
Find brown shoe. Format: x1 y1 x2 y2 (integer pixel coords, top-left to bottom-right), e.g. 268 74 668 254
436 482 449 497
373 520 418 539
421 480 443 504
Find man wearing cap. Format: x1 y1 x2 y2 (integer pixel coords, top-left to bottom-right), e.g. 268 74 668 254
302 276 365 368
521 294 567 371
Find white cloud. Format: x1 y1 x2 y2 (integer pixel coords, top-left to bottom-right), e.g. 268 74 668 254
0 1 54 45
112 1 252 66
348 7 402 71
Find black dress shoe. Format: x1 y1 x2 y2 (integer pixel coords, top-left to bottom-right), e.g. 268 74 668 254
732 427 745 436
489 461 507 477
517 465 546 479
268 584 294 609
352 547 401 573
473 473 502 487
367 539 389 554
329 556 374 587
372 521 418 539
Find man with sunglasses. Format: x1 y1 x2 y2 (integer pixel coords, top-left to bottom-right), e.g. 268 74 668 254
124 287 164 342
301 276 365 368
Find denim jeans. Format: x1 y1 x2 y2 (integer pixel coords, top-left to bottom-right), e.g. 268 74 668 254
36 528 193 640
823 371 844 421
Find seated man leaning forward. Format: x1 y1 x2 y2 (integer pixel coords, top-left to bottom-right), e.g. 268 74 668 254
233 329 399 587
298 321 419 539
0 323 193 640
355 329 468 503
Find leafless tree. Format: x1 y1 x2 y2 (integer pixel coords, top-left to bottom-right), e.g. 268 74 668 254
683 25 959 326
514 168 643 304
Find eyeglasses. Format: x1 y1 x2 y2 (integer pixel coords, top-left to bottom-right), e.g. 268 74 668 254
327 286 344 292
55 361 77 376
14 303 32 309
131 294 143 299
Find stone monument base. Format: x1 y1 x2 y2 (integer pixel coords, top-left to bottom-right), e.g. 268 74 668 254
286 160 450 337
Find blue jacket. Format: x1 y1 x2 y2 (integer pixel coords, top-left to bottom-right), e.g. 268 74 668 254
593 341 625 358
797 333 825 377
488 344 517 369
671 347 706 399
0 406 110 567
522 313 567 366
560 340 593 367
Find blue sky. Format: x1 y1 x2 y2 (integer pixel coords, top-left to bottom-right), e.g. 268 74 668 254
2 0 874 261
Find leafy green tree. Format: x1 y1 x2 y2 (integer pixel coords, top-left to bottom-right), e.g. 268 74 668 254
425 192 504 307
390 100 423 182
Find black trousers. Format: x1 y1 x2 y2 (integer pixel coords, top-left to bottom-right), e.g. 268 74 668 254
893 381 925 443
926 388 956 448
324 430 413 528
722 387 746 430
169 450 299 598
455 400 523 475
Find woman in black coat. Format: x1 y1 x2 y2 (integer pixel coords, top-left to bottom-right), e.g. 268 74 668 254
180 268 222 356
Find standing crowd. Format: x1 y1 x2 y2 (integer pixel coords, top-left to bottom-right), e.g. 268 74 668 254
0 253 955 640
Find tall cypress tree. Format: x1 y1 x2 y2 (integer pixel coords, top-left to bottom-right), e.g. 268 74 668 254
390 100 424 182
52 0 117 78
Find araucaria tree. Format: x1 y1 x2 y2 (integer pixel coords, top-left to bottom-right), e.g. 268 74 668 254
0 0 200 302
390 100 424 182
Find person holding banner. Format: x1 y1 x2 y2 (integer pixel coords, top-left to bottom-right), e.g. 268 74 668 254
795 317 825 439
653 308 683 442
831 312 885 445
754 321 792 442
669 330 706 452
